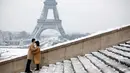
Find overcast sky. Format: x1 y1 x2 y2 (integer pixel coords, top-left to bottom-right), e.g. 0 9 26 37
0 0 130 34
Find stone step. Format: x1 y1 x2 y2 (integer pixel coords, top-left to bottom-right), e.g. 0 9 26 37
46 64 56 73
92 52 130 73
107 47 130 59
113 46 130 52
63 60 74 73
33 71 40 73
99 50 130 67
78 56 102 73
53 62 64 73
86 54 118 73
119 44 130 48
126 41 130 44
70 58 87 73
39 66 48 73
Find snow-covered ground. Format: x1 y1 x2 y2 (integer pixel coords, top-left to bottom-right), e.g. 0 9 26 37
40 36 68 48
0 36 68 62
0 48 27 62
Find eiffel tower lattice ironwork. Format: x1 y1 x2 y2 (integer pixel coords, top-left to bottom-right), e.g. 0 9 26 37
30 0 66 39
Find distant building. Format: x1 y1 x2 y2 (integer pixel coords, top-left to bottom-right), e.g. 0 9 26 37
0 30 4 45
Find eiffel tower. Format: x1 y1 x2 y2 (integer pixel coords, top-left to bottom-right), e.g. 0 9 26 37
30 0 66 39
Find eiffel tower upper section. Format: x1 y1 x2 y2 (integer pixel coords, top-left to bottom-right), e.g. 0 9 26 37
30 0 66 39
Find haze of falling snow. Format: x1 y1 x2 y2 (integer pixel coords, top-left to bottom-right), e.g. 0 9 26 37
0 0 130 34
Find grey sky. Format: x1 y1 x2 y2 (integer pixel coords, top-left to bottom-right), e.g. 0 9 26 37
0 0 130 34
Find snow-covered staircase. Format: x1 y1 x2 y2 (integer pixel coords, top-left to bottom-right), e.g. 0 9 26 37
34 41 130 73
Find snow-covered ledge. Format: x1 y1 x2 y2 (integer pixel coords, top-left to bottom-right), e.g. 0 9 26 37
0 24 130 73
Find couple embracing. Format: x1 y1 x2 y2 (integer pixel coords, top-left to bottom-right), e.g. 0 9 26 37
25 38 41 73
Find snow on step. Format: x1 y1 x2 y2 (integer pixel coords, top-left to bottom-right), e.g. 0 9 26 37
119 44 130 48
63 60 74 73
70 58 87 73
45 64 56 73
54 62 63 73
92 52 130 73
33 71 39 73
107 47 130 59
86 54 118 73
39 66 49 73
78 56 102 73
113 46 130 52
126 41 130 44
99 50 130 66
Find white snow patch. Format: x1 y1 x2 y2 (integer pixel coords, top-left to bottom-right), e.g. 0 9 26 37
0 48 27 62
